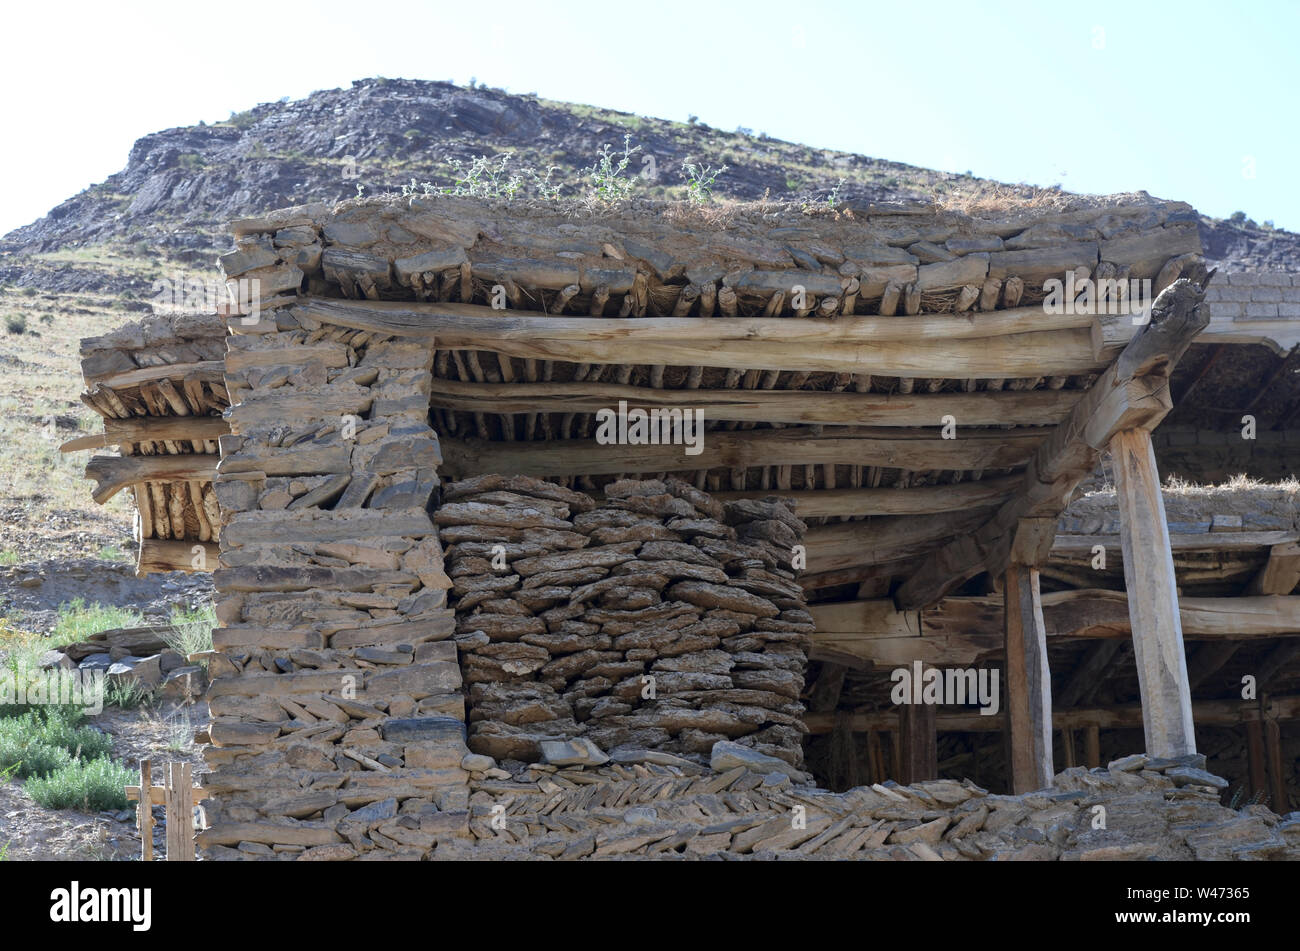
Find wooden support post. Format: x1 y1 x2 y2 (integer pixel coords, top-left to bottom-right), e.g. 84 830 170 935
1084 724 1101 768
1265 718 1287 813
898 700 937 783
866 729 884 785
138 759 152 862
163 761 195 862
1062 728 1077 768
1004 564 1054 792
1246 719 1267 799
1109 427 1196 758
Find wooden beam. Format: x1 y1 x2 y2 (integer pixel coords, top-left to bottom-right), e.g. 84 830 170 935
1004 566 1054 791
895 275 1212 610
84 360 225 388
85 453 220 504
1266 719 1288 812
1246 542 1300 596
60 415 230 452
1186 641 1241 691
810 598 922 636
1057 640 1123 708
1053 531 1299 556
1256 642 1300 689
807 592 1300 672
898 701 937 783
1110 426 1196 758
296 298 1109 379
808 664 848 713
715 476 1020 518
439 428 1044 480
302 296 1099 342
803 508 998 575
803 694 1300 734
428 379 1081 428
137 538 220 575
1084 724 1101 768
1246 719 1267 798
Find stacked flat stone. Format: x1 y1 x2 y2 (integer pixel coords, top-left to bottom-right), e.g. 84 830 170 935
201 322 472 860
439 475 812 768
453 754 1297 861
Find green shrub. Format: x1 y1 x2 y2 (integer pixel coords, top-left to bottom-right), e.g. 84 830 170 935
25 757 132 811
104 680 154 711
52 598 143 647
166 603 215 668
680 159 728 204
0 707 112 779
587 134 641 203
4 314 26 335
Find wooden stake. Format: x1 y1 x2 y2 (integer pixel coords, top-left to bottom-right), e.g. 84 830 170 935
138 759 153 862
1084 724 1101 768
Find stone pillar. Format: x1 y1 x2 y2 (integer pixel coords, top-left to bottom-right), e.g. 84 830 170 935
199 285 469 860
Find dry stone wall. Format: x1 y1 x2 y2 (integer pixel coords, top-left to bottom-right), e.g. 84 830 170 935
440 476 812 769
455 752 1300 861
202 315 472 860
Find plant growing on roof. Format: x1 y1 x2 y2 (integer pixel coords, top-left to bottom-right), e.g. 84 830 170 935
680 159 728 204
587 134 641 203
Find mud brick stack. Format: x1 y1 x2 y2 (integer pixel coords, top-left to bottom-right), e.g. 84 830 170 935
439 474 812 767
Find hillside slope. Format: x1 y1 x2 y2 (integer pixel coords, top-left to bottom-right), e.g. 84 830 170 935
4 77 1295 281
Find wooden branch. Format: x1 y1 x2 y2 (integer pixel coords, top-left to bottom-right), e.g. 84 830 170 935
295 298 1109 379
439 428 1045 480
85 453 220 504
60 416 230 452
428 379 1081 428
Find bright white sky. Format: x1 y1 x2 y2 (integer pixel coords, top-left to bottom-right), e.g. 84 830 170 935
2 0 1296 237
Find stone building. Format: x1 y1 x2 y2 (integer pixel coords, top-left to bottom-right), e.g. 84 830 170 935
68 193 1300 859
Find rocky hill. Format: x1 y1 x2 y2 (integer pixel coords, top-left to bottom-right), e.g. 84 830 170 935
1 76 1296 287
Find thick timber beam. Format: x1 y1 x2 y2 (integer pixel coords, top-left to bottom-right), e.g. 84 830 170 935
1110 427 1196 757
85 453 221 504
61 415 230 452
429 379 1081 428
803 694 1300 735
440 427 1043 480
295 298 1108 379
1246 542 1300 596
137 538 220 576
715 476 1020 519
